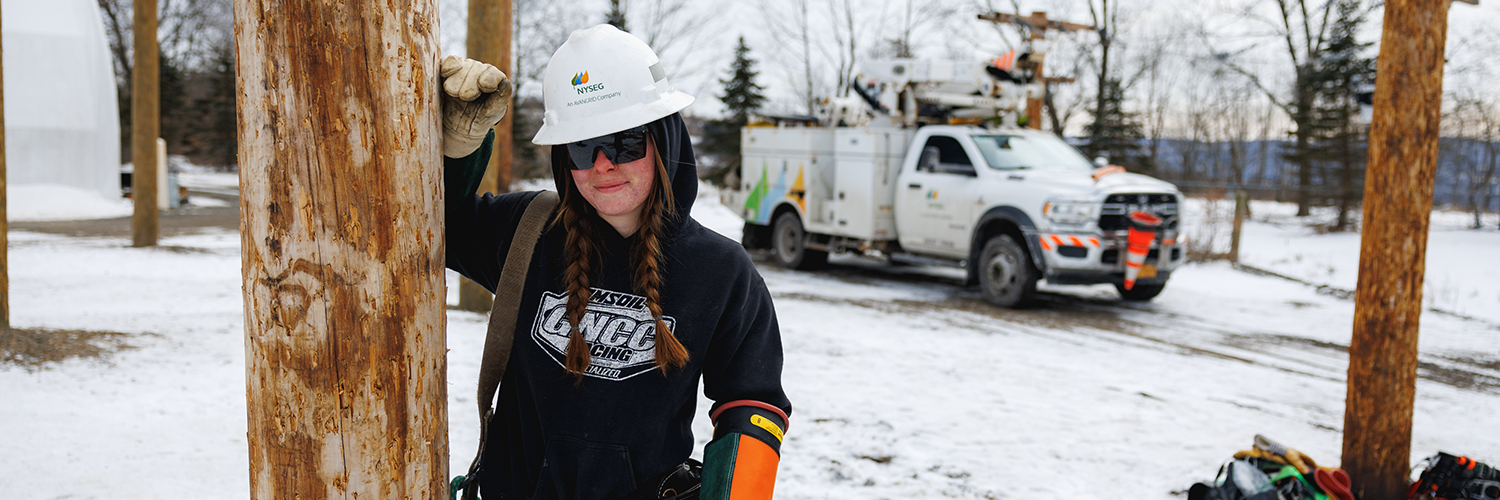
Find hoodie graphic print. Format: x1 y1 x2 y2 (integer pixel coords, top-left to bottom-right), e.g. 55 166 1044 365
532 287 676 381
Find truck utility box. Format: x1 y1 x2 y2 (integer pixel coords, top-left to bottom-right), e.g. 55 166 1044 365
736 126 911 242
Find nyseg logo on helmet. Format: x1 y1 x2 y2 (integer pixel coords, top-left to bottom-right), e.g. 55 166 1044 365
532 24 695 146
572 70 605 94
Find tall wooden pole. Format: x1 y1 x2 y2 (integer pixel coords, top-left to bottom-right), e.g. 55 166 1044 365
1342 1 1451 499
236 1 448 498
0 2 9 334
457 0 513 312
1025 12 1045 130
131 0 159 247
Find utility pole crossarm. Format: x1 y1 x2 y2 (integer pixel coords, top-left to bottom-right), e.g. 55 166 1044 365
975 11 1096 130
977 11 1097 39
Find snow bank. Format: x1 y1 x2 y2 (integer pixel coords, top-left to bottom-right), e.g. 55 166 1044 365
6 183 133 221
1179 197 1500 323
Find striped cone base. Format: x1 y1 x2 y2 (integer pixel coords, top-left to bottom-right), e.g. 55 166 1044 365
1123 211 1164 291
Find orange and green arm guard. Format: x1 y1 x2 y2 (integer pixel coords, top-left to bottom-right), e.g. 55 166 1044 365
702 401 789 500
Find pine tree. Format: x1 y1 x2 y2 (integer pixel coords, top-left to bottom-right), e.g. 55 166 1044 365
702 37 766 186
1084 78 1151 173
1287 0 1374 231
605 0 626 31
720 37 767 124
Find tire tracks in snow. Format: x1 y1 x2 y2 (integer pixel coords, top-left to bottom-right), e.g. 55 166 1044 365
762 262 1500 397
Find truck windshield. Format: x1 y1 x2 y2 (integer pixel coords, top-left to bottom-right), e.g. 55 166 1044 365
971 134 1095 171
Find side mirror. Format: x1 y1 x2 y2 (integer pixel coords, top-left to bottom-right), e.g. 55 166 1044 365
1093 156 1110 168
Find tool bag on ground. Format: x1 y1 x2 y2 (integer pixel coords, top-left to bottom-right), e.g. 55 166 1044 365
1409 453 1500 500
1189 435 1354 500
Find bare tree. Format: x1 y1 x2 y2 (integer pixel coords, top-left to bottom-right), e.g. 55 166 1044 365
97 0 232 84
1085 0 1123 147
1199 0 1378 216
1444 93 1500 229
758 0 819 114
630 0 723 84
821 0 860 97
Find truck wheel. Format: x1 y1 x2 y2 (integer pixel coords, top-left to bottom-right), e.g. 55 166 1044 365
1114 283 1166 301
979 234 1038 308
772 212 827 270
741 222 770 250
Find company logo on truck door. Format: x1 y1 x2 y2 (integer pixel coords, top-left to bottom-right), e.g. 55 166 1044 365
532 289 678 381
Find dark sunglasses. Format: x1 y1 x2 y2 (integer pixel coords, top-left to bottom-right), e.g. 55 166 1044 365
565 125 651 170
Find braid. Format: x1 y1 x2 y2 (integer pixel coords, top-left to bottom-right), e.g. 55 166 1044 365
552 136 688 381
633 155 688 372
556 185 595 380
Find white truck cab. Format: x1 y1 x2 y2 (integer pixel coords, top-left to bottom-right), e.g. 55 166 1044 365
724 123 1184 306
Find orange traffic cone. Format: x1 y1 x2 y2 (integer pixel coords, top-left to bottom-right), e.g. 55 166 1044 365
1123 211 1163 291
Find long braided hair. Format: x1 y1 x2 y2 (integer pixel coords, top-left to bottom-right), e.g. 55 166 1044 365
553 137 691 380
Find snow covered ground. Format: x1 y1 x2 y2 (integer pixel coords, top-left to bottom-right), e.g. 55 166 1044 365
1180 197 1500 323
2 182 1498 499
5 183 134 221
7 158 241 222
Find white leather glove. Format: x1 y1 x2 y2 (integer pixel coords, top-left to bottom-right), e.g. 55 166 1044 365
440 55 513 158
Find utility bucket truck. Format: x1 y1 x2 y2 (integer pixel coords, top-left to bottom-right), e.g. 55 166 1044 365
721 58 1184 307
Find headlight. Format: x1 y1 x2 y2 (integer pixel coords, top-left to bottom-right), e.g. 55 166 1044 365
1043 199 1098 225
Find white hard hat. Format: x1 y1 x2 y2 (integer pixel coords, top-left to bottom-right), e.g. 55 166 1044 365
531 24 695 145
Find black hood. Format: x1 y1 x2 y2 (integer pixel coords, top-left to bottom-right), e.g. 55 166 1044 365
549 113 700 228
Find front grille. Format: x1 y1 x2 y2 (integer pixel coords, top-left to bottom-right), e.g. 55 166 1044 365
1099 193 1179 231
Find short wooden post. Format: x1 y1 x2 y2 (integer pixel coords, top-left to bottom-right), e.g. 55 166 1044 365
131 0 159 247
457 0 513 312
1342 0 1452 498
236 1 448 498
156 138 169 210
1230 189 1248 263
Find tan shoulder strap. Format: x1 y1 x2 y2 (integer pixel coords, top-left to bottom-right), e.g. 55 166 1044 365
460 189 559 500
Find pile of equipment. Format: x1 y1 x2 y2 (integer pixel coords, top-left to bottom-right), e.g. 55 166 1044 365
1187 437 1498 500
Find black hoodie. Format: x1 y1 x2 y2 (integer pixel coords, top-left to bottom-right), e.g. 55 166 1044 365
444 114 791 500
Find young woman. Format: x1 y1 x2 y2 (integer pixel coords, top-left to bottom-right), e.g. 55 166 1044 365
441 25 791 500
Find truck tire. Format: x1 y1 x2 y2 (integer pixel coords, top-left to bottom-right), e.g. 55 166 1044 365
978 234 1038 308
772 212 827 270
1114 283 1166 301
741 222 770 250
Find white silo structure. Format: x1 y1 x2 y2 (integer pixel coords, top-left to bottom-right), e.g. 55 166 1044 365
3 0 121 199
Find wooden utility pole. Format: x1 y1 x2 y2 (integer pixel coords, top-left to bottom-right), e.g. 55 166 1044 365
131 0 159 247
236 1 448 498
457 0 513 312
1342 1 1462 499
977 11 1093 130
1 3 9 335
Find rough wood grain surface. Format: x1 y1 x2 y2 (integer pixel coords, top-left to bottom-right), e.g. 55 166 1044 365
1 2 8 332
457 0 513 312
131 0 159 247
235 1 448 498
1343 1 1450 499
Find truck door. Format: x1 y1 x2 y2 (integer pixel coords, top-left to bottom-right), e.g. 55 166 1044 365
896 134 979 259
